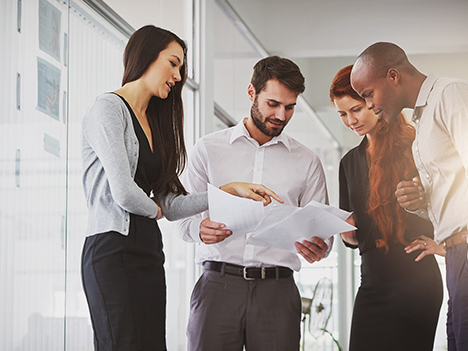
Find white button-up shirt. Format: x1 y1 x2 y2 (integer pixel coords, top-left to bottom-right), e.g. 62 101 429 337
411 75 468 243
177 119 331 271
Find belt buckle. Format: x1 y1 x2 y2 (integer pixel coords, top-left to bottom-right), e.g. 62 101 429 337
243 266 266 280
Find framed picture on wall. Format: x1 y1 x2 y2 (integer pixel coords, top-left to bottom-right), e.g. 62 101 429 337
38 0 61 62
37 57 61 120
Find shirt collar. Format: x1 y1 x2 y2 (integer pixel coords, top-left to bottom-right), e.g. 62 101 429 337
413 74 438 118
230 118 291 151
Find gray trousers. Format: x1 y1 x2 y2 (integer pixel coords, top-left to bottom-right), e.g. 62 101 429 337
187 268 302 351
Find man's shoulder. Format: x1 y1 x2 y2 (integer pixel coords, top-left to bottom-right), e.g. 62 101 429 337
193 126 236 151
434 77 468 93
426 77 468 109
285 134 321 159
202 126 235 139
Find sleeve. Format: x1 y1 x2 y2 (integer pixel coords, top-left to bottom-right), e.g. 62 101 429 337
175 140 211 243
339 158 358 249
407 81 468 221
405 198 430 220
82 96 158 218
300 153 334 255
441 82 468 174
155 191 208 221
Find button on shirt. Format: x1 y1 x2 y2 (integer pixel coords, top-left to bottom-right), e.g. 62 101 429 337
177 119 331 271
411 75 468 243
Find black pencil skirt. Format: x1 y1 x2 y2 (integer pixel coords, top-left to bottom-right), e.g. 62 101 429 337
82 214 167 351
349 245 443 351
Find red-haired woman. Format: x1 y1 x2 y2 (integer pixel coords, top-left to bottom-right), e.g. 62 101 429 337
330 65 444 351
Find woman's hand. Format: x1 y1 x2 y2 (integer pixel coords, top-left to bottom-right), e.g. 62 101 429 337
405 235 445 261
156 204 164 220
151 197 164 220
340 214 358 246
220 182 283 206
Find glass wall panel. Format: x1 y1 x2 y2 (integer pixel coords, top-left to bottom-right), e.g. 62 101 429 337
1 0 69 349
1 0 204 349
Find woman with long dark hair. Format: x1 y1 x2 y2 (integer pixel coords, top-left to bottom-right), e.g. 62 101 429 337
81 25 281 351
330 65 444 350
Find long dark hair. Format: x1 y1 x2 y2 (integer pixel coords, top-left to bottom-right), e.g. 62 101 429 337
122 25 188 196
330 65 416 251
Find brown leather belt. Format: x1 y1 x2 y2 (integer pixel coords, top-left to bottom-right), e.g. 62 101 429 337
202 261 293 280
443 230 468 250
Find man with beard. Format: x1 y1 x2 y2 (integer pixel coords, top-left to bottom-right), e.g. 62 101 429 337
177 56 333 351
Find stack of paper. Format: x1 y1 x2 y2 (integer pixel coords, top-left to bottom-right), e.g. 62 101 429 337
208 184 356 252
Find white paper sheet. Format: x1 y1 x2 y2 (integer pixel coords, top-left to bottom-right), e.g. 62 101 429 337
207 184 265 240
207 184 356 251
248 202 355 252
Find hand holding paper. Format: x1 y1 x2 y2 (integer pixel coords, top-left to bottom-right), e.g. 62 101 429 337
247 201 355 252
208 184 265 241
208 184 356 251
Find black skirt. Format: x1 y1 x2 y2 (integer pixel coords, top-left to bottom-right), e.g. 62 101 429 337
349 245 443 351
82 214 166 351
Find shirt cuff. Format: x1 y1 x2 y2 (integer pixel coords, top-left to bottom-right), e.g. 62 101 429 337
323 236 334 258
189 217 205 243
406 207 430 221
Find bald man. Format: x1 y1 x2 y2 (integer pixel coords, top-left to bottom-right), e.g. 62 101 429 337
351 42 468 351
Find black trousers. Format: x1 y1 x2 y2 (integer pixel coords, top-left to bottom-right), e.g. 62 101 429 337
82 214 166 351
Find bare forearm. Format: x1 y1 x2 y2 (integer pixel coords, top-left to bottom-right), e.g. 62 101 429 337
341 231 358 246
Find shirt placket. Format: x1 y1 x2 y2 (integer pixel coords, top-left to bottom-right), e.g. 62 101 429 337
243 146 265 265
413 112 436 230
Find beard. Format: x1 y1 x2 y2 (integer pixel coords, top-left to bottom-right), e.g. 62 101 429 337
250 96 286 137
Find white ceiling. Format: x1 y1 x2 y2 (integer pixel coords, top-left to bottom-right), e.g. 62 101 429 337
214 0 468 152
227 0 468 58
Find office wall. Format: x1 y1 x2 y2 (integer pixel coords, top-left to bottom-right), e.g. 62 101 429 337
1 1 201 349
1 0 70 348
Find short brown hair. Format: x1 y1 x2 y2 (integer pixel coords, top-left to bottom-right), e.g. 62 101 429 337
251 56 305 95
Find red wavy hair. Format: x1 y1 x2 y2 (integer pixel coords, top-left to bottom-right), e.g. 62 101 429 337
330 65 417 251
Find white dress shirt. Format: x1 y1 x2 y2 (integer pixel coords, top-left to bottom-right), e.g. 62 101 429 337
177 119 331 271
411 75 468 244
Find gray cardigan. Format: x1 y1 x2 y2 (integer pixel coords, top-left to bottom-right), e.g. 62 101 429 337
81 93 208 237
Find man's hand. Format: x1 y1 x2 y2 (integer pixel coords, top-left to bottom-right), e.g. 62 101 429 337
199 217 232 244
395 177 423 211
295 237 328 264
220 182 283 206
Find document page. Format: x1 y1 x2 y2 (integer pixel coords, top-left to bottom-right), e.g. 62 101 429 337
207 184 265 240
248 201 355 252
208 184 356 251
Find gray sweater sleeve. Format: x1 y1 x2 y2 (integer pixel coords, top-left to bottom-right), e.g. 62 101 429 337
82 95 159 218
156 191 208 221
